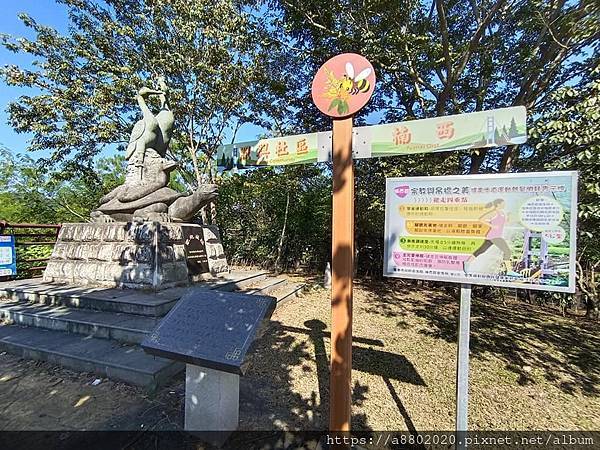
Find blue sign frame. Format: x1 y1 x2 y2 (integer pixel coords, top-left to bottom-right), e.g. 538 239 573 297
0 235 17 277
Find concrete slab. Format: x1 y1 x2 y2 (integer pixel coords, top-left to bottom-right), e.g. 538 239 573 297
0 301 159 344
0 324 183 389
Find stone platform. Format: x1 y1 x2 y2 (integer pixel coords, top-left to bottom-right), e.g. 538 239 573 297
43 222 228 290
0 272 305 389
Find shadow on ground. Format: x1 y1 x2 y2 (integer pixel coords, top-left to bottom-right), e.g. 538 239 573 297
358 279 600 396
243 317 425 432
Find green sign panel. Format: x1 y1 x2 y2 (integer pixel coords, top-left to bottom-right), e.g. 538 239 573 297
353 106 526 158
217 132 332 170
217 106 527 170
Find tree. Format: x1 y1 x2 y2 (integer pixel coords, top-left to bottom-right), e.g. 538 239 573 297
508 118 518 139
216 164 332 271
1 0 278 186
525 62 600 316
266 0 599 280
274 0 600 173
0 146 126 224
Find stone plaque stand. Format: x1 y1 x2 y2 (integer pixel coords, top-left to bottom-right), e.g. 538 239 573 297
185 364 239 432
44 222 228 290
142 289 276 441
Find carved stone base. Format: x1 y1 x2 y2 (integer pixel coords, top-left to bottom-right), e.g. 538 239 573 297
43 222 229 290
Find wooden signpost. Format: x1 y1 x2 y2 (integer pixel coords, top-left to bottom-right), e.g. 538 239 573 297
217 52 529 438
311 53 377 432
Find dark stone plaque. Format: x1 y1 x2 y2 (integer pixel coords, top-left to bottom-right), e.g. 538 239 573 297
141 288 276 374
181 225 209 275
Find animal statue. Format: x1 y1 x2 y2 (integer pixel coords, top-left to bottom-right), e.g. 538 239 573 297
91 77 217 223
126 86 163 167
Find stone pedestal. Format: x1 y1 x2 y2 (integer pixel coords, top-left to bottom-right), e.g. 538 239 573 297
43 222 228 290
185 364 239 432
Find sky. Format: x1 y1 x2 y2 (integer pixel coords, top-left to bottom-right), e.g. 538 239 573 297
0 0 70 158
0 0 268 161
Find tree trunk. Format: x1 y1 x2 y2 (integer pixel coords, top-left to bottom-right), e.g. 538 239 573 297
274 190 290 274
469 150 487 173
210 202 218 224
585 296 598 318
499 144 519 172
207 156 218 224
188 145 203 187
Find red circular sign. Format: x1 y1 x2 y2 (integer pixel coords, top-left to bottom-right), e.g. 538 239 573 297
311 53 376 118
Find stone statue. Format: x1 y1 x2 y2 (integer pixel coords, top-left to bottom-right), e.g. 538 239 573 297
91 77 217 223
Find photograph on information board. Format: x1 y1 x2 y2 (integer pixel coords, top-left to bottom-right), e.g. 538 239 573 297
384 172 578 292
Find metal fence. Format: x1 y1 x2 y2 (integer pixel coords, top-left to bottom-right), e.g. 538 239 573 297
0 221 61 279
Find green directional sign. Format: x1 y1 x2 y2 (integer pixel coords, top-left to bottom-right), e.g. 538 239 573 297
352 106 527 158
217 106 527 170
217 132 332 170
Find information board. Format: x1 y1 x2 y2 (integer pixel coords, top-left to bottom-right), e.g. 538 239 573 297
141 289 276 374
0 235 17 277
384 172 578 292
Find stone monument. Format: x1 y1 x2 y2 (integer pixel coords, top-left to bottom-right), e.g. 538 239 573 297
141 288 276 434
44 77 228 290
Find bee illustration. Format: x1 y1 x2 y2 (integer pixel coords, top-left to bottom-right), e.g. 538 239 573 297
341 62 372 95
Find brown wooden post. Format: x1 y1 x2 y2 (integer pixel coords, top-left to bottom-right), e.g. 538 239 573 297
330 116 354 432
310 52 375 436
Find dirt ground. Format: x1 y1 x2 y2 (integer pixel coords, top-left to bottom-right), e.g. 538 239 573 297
1 278 598 435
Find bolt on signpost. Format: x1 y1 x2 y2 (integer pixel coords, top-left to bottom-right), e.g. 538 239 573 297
311 53 377 433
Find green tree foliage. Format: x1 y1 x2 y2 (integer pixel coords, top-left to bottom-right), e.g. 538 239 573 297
525 63 600 315
0 147 125 223
0 147 124 278
217 165 332 271
1 0 276 185
273 0 600 173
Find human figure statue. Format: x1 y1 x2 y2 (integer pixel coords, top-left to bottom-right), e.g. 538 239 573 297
91 77 217 223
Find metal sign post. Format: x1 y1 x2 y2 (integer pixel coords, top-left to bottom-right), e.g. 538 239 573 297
456 284 472 449
384 172 577 444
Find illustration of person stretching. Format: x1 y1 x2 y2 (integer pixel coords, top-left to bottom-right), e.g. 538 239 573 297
464 199 513 273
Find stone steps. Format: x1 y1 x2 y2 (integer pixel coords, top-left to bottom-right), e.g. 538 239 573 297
0 270 268 317
0 270 301 389
205 270 269 291
243 276 288 295
0 325 183 390
0 301 158 345
271 282 306 304
0 278 183 317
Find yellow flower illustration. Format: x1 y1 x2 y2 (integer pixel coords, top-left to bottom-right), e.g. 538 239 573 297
322 67 350 114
